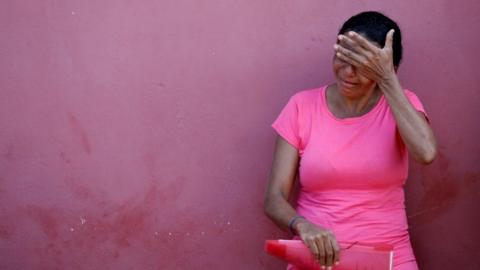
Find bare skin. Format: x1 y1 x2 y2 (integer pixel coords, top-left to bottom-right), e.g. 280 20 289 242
334 30 437 163
264 29 438 269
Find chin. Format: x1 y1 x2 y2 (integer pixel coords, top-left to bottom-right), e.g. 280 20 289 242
337 83 357 97
340 89 357 98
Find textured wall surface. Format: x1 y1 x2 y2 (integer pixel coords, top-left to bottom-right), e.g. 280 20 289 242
1 1 479 269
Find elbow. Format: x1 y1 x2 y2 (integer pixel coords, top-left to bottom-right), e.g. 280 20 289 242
263 194 273 218
263 192 279 220
418 144 438 165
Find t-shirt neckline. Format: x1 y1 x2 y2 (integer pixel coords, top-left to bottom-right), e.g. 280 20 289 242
320 85 385 124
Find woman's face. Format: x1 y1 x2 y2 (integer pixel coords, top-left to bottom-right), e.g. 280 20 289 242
333 55 376 98
332 34 380 98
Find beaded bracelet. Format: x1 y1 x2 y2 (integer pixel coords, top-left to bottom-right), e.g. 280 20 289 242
288 215 304 235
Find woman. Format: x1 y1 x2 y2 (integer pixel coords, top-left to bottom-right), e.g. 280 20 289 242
264 11 437 270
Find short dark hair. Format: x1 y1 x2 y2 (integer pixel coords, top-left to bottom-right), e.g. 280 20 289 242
338 11 403 68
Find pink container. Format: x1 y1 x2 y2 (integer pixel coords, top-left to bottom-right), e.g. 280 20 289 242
265 239 393 270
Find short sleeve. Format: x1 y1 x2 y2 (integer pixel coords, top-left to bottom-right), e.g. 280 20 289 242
405 90 429 122
271 95 301 149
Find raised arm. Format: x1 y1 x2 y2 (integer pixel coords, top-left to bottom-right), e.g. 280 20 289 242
378 76 437 164
334 30 437 164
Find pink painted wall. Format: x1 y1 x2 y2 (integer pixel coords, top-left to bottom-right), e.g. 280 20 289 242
1 1 479 269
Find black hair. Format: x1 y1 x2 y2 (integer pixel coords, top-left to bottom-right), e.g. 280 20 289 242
338 11 402 68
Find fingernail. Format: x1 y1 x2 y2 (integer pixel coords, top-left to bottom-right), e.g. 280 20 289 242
348 31 355 36
335 261 340 265
338 35 344 40
333 44 339 50
327 267 332 270
321 266 326 270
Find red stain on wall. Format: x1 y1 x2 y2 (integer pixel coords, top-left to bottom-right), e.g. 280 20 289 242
63 176 93 200
463 171 480 189
4 143 15 162
25 206 61 240
17 148 192 269
59 151 72 164
0 223 14 240
21 193 154 268
67 112 92 155
409 151 459 223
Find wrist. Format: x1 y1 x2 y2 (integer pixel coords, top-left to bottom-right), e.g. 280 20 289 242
289 216 308 235
288 215 306 235
378 73 400 91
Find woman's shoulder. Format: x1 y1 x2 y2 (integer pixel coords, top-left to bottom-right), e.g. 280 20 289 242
288 86 326 105
402 88 427 115
403 88 418 97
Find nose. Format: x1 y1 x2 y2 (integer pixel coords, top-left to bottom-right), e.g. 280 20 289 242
344 64 356 75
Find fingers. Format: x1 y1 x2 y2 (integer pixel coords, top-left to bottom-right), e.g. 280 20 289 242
323 231 339 269
315 236 326 268
323 236 334 268
333 44 364 67
305 237 320 266
343 30 394 51
337 34 371 57
346 31 379 52
385 29 395 50
334 30 395 81
313 232 338 269
298 223 339 269
330 237 341 266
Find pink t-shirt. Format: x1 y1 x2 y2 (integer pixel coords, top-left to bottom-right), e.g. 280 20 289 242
272 85 427 268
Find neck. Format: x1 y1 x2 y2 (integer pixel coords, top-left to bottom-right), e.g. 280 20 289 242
332 84 381 115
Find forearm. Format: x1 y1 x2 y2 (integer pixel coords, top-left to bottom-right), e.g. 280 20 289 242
378 75 437 164
264 193 299 231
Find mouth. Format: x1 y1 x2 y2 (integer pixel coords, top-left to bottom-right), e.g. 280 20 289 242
340 79 359 88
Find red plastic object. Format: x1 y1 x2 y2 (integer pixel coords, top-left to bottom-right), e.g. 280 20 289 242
265 239 393 270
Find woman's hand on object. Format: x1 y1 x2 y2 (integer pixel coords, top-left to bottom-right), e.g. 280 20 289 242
333 29 396 84
294 219 340 269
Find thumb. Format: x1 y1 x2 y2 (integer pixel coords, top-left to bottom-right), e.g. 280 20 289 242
384 29 395 50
